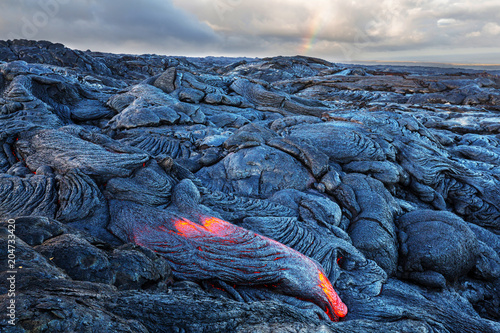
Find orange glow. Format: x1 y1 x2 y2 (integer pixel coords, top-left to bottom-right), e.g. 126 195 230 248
201 216 235 237
173 216 242 239
318 271 348 319
174 218 205 237
173 216 239 238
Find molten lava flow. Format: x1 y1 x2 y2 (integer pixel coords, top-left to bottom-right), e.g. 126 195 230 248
318 271 348 319
132 211 349 321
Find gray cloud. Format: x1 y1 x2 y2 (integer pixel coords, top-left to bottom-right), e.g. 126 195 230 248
173 0 500 62
0 0 219 54
0 0 498 63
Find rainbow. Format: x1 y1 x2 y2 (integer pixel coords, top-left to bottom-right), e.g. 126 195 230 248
299 13 323 55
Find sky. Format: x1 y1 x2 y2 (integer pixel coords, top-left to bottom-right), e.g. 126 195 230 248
0 0 499 64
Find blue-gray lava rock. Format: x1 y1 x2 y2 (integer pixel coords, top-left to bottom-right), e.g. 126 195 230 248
397 210 480 288
1 39 500 333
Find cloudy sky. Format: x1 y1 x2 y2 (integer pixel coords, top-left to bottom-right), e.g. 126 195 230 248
1 0 499 64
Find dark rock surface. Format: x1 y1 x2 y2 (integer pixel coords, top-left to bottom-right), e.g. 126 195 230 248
1 40 500 332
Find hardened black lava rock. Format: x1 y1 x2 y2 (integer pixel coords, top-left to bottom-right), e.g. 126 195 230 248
1 40 500 332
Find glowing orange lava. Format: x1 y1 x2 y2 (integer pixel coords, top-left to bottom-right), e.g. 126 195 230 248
201 216 235 237
169 215 348 321
318 271 348 319
173 216 237 238
174 218 205 237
